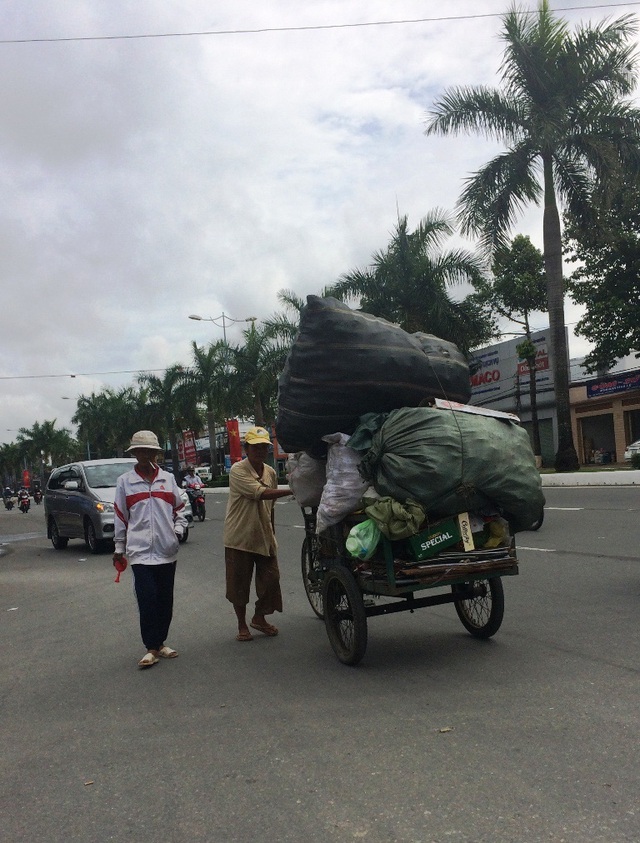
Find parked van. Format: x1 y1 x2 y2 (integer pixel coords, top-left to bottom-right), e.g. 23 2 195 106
194 465 212 483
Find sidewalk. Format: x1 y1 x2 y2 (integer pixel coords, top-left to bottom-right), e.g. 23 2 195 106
205 471 640 491
541 469 640 487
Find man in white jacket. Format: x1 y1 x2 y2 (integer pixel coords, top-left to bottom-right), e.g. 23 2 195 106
113 430 188 669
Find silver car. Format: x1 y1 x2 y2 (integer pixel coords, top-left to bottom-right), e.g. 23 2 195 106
44 458 192 553
623 439 640 461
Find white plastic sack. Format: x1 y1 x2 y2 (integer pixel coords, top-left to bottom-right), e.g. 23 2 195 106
286 452 327 507
316 433 369 534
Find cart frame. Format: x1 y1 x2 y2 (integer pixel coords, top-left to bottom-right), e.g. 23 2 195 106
300 506 518 665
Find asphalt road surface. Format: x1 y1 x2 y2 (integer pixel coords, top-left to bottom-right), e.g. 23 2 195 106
1 488 639 843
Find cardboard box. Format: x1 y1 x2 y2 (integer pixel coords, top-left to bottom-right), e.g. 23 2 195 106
406 512 474 561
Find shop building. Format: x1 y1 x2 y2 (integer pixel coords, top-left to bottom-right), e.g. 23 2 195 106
569 361 640 464
469 331 640 466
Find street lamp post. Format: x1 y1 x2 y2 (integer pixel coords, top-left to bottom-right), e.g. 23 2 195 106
188 313 257 343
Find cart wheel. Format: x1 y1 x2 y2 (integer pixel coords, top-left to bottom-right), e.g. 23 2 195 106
452 577 505 639
301 536 324 619
323 566 368 666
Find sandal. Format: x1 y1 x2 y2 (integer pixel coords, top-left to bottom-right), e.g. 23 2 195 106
138 652 159 668
250 621 279 637
158 646 178 659
236 630 254 642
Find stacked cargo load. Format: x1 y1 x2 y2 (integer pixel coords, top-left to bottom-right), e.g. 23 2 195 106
278 296 544 552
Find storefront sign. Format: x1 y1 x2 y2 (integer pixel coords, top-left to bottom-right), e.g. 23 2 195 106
469 329 554 405
586 370 640 398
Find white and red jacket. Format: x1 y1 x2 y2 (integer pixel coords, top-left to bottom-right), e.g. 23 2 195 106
114 466 188 565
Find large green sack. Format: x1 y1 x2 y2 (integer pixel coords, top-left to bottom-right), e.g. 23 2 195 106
355 407 544 532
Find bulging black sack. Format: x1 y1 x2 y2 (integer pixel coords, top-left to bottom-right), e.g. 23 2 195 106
275 296 471 453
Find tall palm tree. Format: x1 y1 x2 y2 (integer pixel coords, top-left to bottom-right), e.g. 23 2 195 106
184 340 232 477
425 0 640 469
229 323 291 426
138 365 200 475
328 212 495 356
17 420 77 478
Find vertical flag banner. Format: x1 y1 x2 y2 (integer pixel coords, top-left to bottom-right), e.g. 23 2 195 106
226 419 242 463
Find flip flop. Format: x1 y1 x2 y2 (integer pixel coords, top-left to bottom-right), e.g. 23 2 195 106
250 622 279 637
138 652 159 668
158 646 179 659
236 630 254 642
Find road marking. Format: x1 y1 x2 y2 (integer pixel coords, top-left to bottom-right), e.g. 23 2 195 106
517 546 556 552
545 507 583 511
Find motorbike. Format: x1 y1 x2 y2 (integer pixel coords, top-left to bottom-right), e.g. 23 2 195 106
187 484 206 522
18 493 30 514
3 496 14 511
33 488 43 505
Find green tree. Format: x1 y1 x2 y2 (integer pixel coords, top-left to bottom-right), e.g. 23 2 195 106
184 340 232 477
229 323 291 426
327 212 496 356
17 420 77 478
425 0 640 470
0 442 24 487
73 387 144 459
565 186 640 371
476 235 547 460
137 366 201 476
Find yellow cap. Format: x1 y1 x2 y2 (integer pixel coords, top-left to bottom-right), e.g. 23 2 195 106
244 426 271 445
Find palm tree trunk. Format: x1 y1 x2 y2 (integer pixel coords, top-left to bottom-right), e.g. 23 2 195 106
207 409 220 479
527 354 542 465
542 155 579 471
169 430 180 476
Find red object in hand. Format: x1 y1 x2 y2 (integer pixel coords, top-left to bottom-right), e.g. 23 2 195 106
113 556 128 583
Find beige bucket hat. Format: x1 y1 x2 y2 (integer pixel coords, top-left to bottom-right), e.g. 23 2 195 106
125 430 163 453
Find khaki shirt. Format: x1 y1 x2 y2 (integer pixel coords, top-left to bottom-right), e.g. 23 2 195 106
223 458 278 556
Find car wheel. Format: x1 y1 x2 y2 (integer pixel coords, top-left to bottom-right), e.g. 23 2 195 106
85 520 104 554
50 518 69 550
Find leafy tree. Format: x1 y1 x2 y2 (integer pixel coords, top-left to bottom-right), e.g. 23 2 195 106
327 212 496 356
73 387 145 459
137 366 201 475
229 323 291 426
425 0 640 470
17 420 78 478
565 186 640 371
184 340 232 477
0 442 24 487
475 235 547 459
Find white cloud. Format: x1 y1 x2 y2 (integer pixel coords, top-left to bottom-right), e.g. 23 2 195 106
1 0 635 443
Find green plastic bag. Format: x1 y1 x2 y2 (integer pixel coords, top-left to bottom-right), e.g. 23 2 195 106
345 519 381 561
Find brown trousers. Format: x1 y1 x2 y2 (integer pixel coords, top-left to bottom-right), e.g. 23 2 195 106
224 547 282 615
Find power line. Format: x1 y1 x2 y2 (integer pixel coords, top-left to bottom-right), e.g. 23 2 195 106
0 368 170 381
1 3 639 45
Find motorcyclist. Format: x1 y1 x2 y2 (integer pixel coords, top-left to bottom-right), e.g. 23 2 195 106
182 466 200 490
182 466 204 517
3 486 14 500
17 487 30 501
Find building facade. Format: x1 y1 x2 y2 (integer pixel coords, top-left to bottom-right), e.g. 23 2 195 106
469 331 640 466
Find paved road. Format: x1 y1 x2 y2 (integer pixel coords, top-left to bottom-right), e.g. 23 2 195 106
1 489 639 842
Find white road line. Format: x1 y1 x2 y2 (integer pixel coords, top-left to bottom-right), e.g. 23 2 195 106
545 507 583 511
517 546 556 552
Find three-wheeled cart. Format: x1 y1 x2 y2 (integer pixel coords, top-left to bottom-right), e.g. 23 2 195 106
300 506 519 666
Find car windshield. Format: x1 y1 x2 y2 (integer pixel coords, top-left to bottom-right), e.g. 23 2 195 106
84 463 133 489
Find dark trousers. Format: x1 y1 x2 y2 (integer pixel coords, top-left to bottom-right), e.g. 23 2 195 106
131 562 177 651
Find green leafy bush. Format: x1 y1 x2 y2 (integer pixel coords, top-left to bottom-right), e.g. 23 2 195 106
631 454 640 470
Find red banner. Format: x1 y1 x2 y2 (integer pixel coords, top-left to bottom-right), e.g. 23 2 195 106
226 419 243 463
22 469 31 488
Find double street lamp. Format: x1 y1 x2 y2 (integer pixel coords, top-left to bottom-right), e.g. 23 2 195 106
188 312 257 343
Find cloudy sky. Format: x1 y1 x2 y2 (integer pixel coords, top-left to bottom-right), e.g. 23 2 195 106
1 0 637 443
